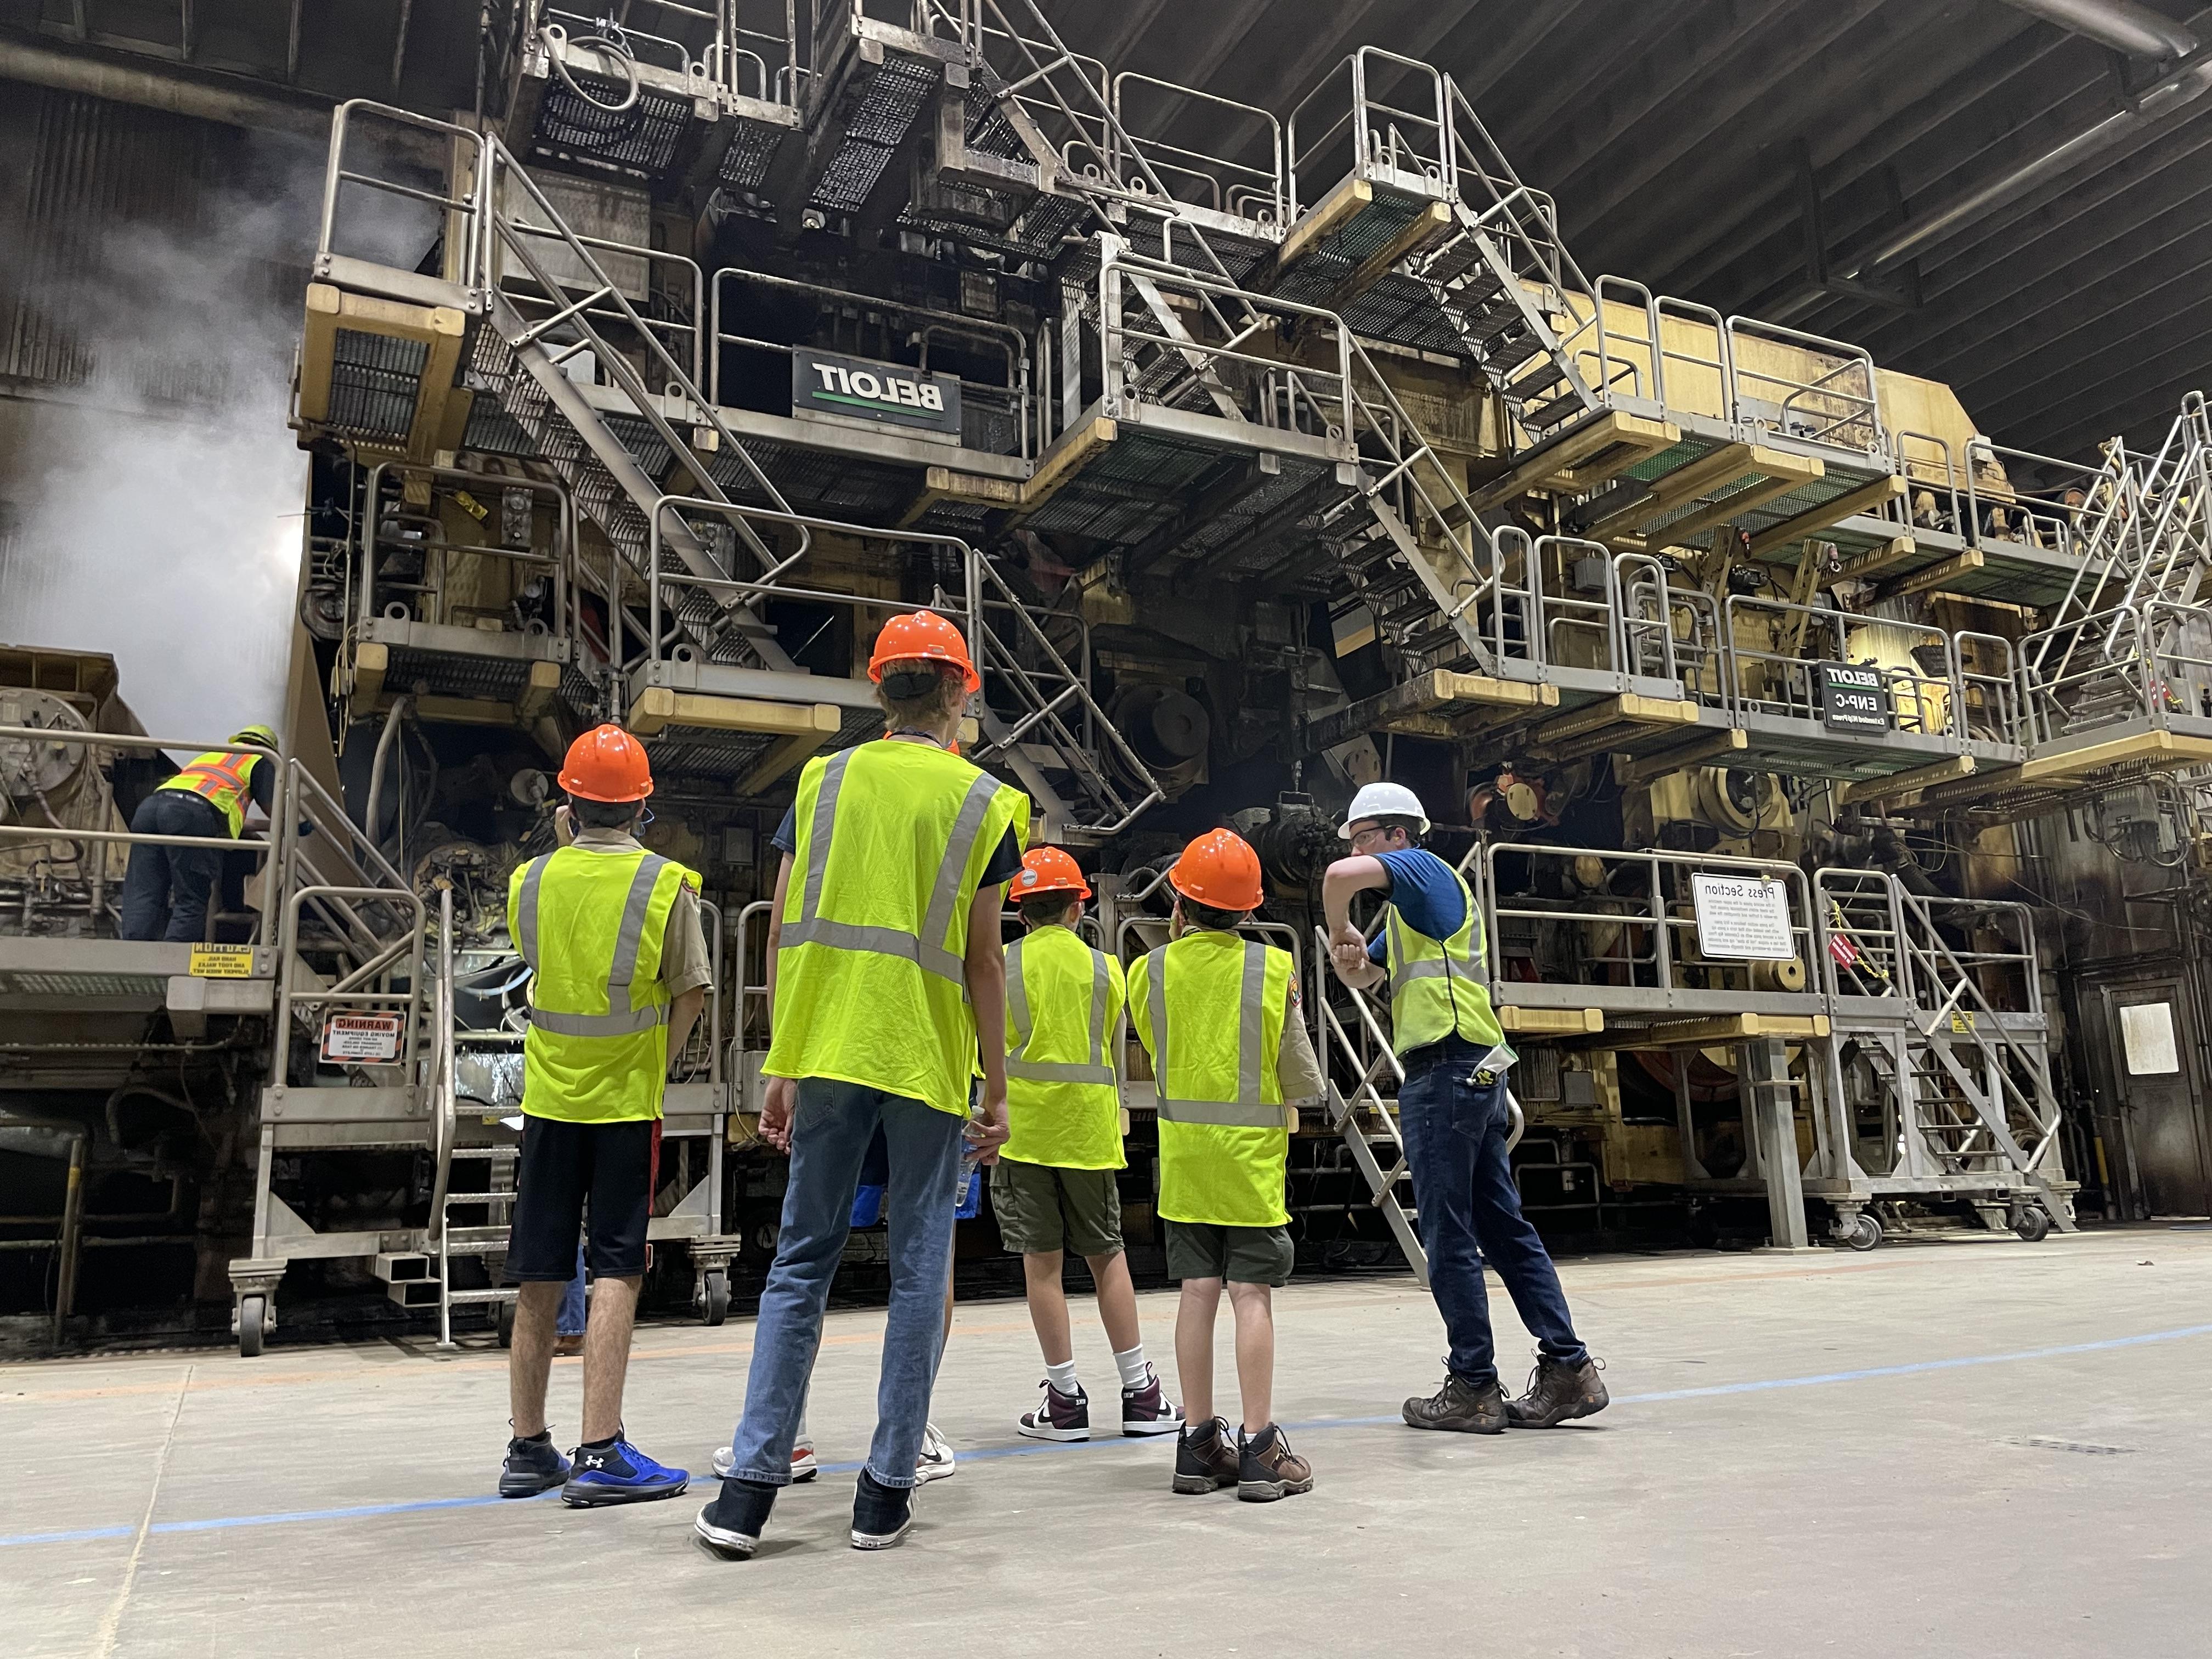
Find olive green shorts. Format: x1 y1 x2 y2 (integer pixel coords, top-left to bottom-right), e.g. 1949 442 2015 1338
1163 1218 1295 1286
991 1159 1125 1259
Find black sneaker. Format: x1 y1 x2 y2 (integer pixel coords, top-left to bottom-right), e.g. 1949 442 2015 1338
1171 1416 1240 1494
1235 1424 1313 1503
1121 1366 1184 1436
1506 1356 1610 1427
850 1469 918 1550
693 1478 777 1560
1402 1371 1507 1434
1017 1379 1091 1442
498 1430 571 1498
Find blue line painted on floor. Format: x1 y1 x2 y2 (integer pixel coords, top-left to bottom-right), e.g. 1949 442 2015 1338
8 1320 2210 1553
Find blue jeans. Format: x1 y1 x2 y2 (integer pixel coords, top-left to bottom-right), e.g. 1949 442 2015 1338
557 1244 588 1337
119 791 227 941
1397 1057 1587 1387
726 1079 963 1489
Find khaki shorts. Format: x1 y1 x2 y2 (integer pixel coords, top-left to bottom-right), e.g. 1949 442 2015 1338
991 1159 1124 1258
1163 1219 1295 1286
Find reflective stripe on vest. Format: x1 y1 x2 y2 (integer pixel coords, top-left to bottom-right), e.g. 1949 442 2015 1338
780 747 1001 986
1143 942 1282 1128
158 749 259 837
516 851 674 1036
1005 934 1114 1086
1383 860 1502 1053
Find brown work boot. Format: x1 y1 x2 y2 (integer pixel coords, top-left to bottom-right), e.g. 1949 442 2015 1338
1402 1371 1506 1434
554 1334 584 1358
1506 1356 1609 1427
1172 1416 1240 1494
1235 1424 1313 1503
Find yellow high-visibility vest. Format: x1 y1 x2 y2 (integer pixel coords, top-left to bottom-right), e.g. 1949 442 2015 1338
1002 924 1127 1170
508 845 694 1124
1127 929 1293 1228
1383 858 1505 1054
768 741 1030 1118
157 749 264 837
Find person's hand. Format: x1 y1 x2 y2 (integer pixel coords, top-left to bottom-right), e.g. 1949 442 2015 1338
759 1075 797 1152
1329 918 1369 982
969 1082 1011 1165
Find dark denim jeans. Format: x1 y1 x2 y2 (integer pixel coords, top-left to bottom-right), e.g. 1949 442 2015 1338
557 1244 588 1338
1397 1054 1588 1387
118 791 227 942
725 1079 962 1489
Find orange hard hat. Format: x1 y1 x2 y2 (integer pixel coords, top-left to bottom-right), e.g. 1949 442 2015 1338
869 611 980 695
1168 828 1263 913
558 724 654 803
1014 845 1091 901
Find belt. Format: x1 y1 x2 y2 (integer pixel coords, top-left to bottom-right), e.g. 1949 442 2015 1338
1398 1035 1488 1076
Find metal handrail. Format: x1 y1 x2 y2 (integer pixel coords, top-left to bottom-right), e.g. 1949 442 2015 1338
1724 315 1884 453
357 463 579 647
1718 591 1971 741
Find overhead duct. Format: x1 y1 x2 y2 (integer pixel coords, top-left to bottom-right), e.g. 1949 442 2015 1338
1778 36 2212 317
0 38 331 139
1999 0 2199 59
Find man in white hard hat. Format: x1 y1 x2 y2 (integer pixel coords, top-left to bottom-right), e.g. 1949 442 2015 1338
1322 782 1606 1434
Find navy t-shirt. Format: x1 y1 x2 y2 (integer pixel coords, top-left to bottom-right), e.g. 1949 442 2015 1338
1364 847 1468 964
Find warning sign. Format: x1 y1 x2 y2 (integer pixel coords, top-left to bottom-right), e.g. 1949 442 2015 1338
188 946 256 979
321 1012 405 1064
1690 873 1795 961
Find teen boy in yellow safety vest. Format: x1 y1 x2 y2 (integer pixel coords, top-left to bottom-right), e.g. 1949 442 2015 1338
696 610 1029 1560
1127 828 1324 1503
498 724 708 1509
997 845 1181 1443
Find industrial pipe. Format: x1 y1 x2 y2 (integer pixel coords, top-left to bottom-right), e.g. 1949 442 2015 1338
362 693 415 859
0 38 332 138
1999 0 2199 60
53 1131 85 1347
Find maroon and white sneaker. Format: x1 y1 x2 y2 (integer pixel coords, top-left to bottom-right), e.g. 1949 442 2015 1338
1017 1380 1091 1442
1120 1366 1184 1437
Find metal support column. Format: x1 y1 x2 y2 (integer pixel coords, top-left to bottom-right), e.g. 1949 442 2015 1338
1741 1036 1812 1249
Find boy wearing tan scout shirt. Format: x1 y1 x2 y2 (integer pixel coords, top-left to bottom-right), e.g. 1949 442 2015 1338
997 847 1182 1441
1127 829 1325 1502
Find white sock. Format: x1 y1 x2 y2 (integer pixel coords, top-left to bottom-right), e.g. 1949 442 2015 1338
1113 1345 1151 1391
1045 1359 1081 1397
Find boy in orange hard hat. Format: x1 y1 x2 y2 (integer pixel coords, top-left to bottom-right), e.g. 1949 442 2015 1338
998 846 1181 1443
697 610 1029 1558
499 724 709 1507
1126 828 1325 1502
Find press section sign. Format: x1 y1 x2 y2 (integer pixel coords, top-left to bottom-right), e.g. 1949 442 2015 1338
1816 662 1891 734
791 350 961 437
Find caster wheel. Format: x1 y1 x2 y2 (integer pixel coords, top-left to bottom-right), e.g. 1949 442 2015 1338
238 1295 266 1359
1843 1212 1882 1252
2013 1206 2051 1243
497 1299 516 1348
701 1268 730 1327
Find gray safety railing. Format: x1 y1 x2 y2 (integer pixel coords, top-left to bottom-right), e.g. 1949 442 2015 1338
1813 868 1911 1003
1716 592 1999 742
1109 73 1285 225
1478 845 1818 1006
1724 315 1884 454
521 0 800 106
2021 598 2212 746
355 462 580 650
1286 47 1456 217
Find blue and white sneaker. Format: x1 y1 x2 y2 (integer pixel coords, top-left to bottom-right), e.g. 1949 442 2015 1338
561 1435 690 1507
499 1432 571 1498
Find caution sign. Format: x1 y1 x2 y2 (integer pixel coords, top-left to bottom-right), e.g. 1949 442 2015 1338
321 1011 404 1064
188 946 256 979
1690 873 1795 961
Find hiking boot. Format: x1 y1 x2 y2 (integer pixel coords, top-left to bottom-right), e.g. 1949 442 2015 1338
1506 1356 1609 1428
693 1479 777 1560
1121 1365 1184 1437
1402 1371 1506 1434
1236 1424 1313 1503
1017 1379 1091 1442
850 1469 918 1550
712 1440 817 1482
560 1434 689 1506
498 1430 570 1498
1171 1417 1239 1494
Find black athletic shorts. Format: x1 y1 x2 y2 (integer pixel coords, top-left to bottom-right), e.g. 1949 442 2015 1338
507 1115 657 1280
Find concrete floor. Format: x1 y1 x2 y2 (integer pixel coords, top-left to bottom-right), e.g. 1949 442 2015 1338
4 1228 2208 1659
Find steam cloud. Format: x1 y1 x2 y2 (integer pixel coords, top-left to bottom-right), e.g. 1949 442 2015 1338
0 121 321 748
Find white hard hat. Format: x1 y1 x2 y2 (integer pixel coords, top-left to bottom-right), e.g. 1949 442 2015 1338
1339 781 1430 839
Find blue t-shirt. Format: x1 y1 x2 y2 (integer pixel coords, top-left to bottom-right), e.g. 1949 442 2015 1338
1364 847 1468 964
